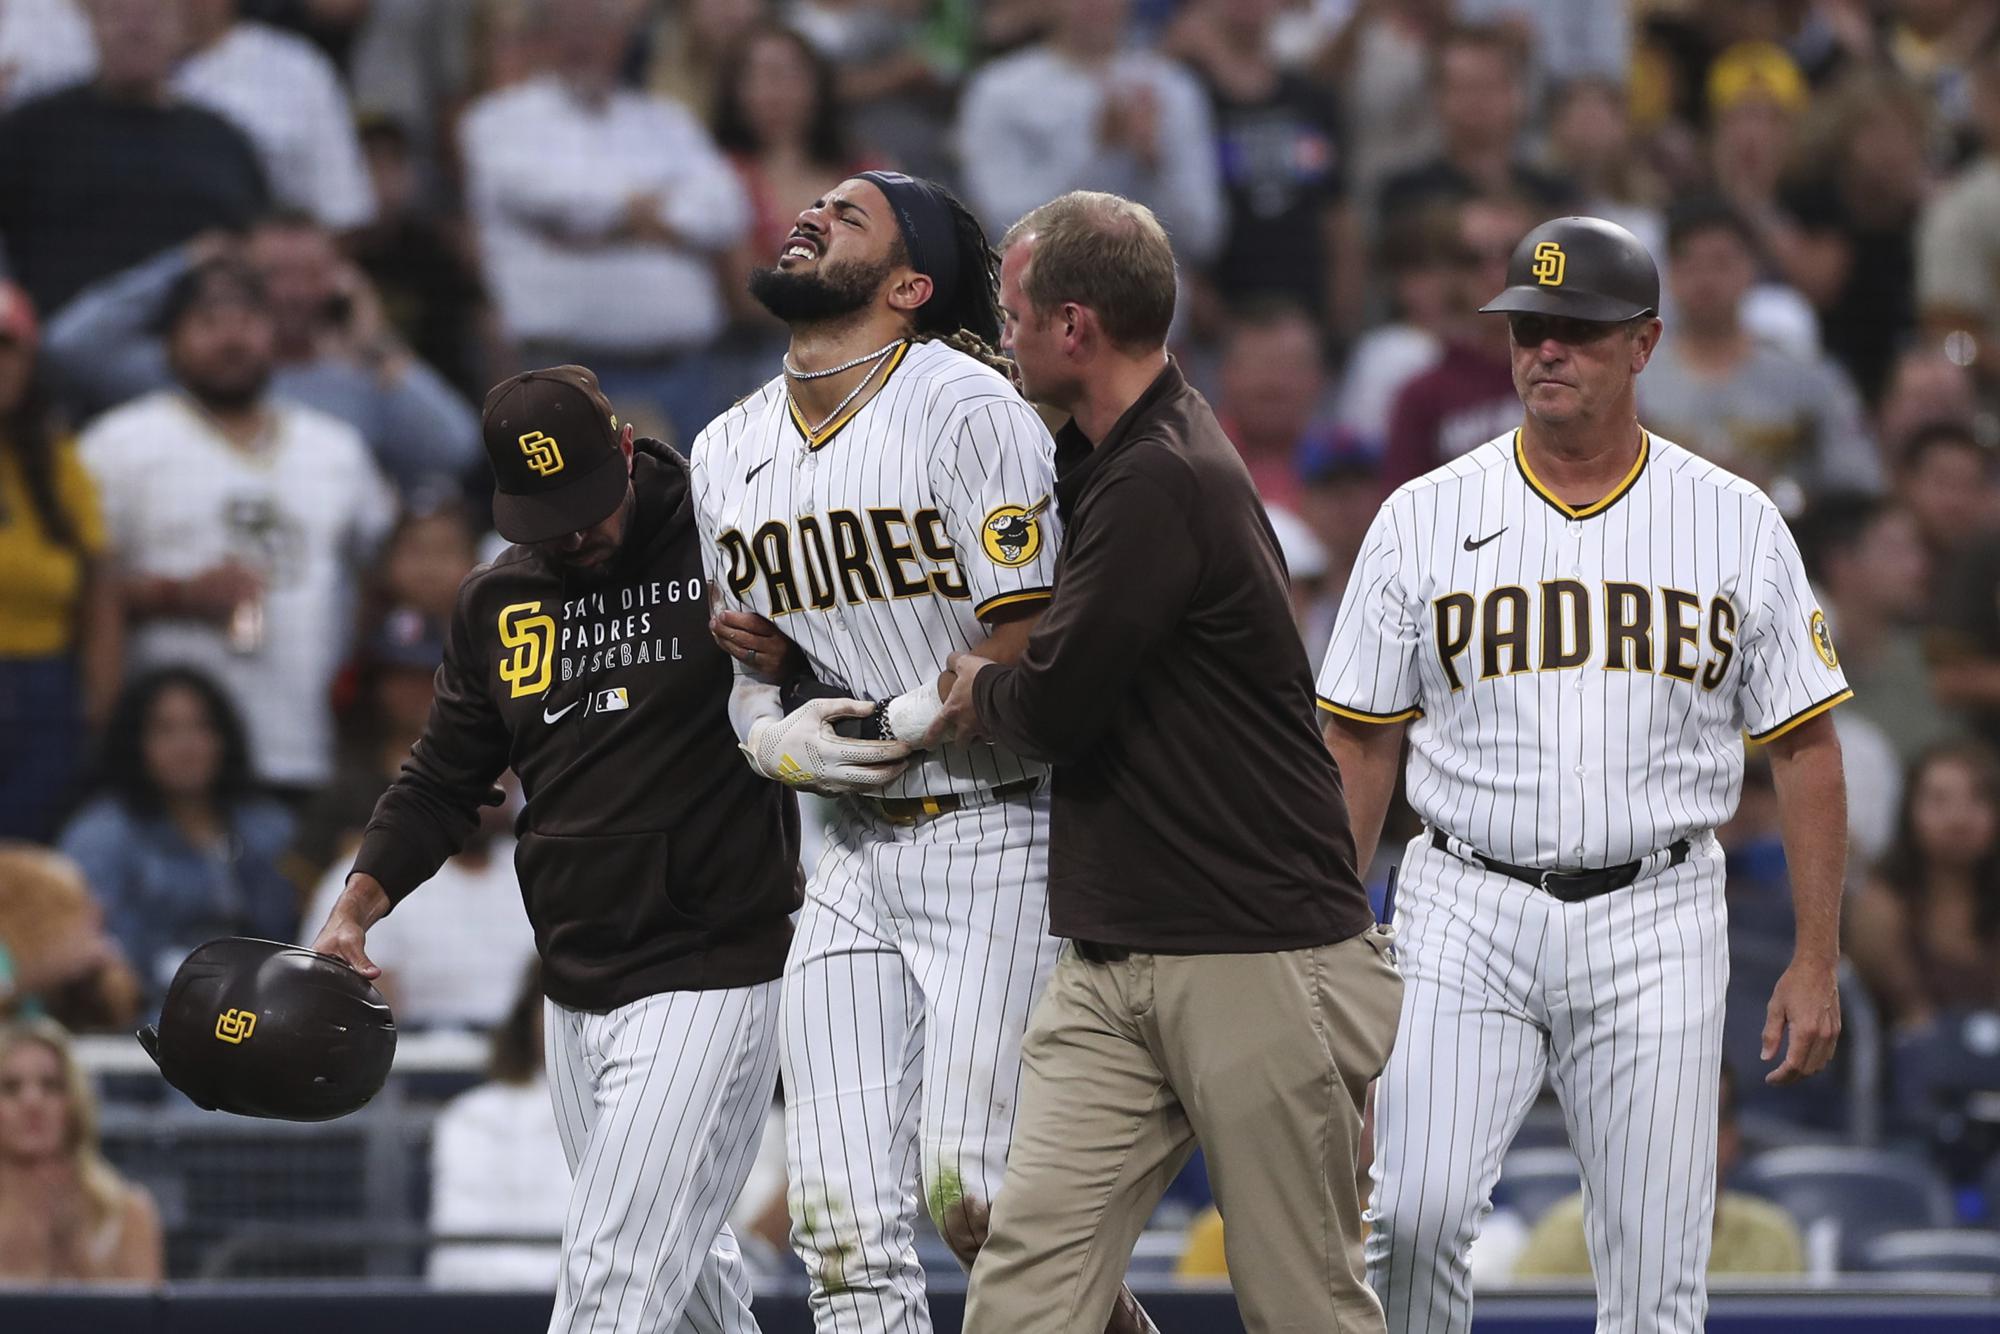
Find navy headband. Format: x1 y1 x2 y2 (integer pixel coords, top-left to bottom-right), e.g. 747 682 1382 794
856 170 960 322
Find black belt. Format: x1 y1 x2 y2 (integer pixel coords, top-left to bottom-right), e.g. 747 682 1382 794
1430 828 1690 903
863 777 1040 826
1072 940 1131 964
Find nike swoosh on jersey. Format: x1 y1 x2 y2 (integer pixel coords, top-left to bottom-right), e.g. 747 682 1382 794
744 457 775 485
542 700 581 724
1463 529 1507 551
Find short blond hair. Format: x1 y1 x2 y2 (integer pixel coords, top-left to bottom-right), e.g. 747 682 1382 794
1001 192 1176 351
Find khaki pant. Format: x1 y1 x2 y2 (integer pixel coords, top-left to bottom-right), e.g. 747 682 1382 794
962 928 1403 1334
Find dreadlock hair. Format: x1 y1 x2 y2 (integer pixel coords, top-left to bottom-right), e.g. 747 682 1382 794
2 373 79 550
899 187 1018 387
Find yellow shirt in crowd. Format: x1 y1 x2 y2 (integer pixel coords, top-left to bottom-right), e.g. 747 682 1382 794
1176 1190 1805 1281
0 440 104 656
1513 1191 1806 1278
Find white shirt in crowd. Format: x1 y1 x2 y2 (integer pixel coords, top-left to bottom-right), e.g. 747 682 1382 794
174 21 376 230
0 0 95 108
427 1075 569 1290
80 391 393 787
305 838 537 1030
956 44 1224 265
459 75 749 355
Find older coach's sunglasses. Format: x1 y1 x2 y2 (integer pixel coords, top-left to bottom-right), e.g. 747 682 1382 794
1507 313 1646 347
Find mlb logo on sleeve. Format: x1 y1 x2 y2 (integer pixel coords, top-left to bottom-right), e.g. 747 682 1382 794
595 687 630 713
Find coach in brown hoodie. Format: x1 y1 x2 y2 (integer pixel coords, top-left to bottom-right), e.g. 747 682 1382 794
919 193 1403 1334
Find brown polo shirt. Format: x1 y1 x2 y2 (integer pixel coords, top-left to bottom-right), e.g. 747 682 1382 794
972 361 1376 953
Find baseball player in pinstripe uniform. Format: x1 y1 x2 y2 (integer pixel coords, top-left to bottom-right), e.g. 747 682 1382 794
1318 216 1850 1334
691 173 1153 1334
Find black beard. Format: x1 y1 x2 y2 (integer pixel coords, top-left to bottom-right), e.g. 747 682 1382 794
748 255 893 327
182 364 271 413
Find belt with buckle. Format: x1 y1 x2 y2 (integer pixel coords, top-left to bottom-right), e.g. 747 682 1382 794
1430 828 1691 903
861 777 1041 826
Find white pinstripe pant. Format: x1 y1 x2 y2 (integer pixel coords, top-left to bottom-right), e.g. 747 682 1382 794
1367 830 1728 1334
783 790 1061 1334
544 983 782 1334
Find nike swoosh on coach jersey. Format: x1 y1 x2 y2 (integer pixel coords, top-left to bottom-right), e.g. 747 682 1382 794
542 700 580 724
745 457 775 485
1463 529 1507 551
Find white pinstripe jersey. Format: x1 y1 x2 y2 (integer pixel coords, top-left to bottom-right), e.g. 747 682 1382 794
691 338 1061 800
1317 429 1851 868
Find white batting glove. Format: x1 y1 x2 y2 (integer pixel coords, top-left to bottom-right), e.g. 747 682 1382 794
740 697 912 793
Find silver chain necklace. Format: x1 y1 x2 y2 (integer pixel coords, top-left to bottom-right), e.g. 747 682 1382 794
783 338 905 380
792 343 899 438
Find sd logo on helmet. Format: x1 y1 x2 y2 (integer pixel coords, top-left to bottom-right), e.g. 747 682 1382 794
137 937 397 1121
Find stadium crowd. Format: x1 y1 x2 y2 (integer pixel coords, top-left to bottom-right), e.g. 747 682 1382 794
3 0 2000 1291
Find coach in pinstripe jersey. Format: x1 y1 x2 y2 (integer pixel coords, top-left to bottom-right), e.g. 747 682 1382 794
1318 216 1849 1334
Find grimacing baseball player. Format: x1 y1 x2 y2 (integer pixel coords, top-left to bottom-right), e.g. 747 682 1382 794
692 172 1155 1334
1319 216 1848 1333
309 366 856 1334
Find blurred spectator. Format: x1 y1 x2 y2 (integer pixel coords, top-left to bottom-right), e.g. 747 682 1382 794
343 0 479 184
237 0 369 68
1334 204 1456 451
0 284 120 842
1543 77 1666 262
1917 34 2000 393
348 116 492 403
287 601 449 882
1638 198 1882 505
0 844 139 1031
78 258 393 792
0 1017 162 1282
1719 753 1793 939
1900 420 1998 564
298 613 535 1030
1780 72 1934 401
1875 346 1980 459
369 494 481 626
789 0 949 182
174 0 375 230
1379 194 1530 489
1457 0 1628 83
0 0 97 109
1262 504 1332 659
1375 24 1571 234
713 22 878 336
1920 424 2000 743
956 0 1224 267
1313 0 1449 216
1292 430 1383 624
47 215 483 491
1212 299 1331 511
1166 0 1357 335
643 0 764 116
0 0 268 316
460 0 749 442
1704 41 1819 308
427 960 567 1289
1514 1063 1805 1279
1847 742 2000 1030
1797 491 1961 765
1883 0 1998 142
58 668 297 1013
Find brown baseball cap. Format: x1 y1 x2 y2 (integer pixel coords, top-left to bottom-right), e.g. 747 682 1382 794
481 365 630 545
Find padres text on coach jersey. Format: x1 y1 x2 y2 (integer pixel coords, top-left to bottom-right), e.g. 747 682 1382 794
1318 429 1851 866
691 338 1062 800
